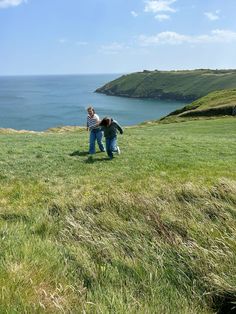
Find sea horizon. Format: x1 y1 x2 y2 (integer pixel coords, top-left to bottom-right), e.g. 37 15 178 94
0 73 125 78
0 74 186 131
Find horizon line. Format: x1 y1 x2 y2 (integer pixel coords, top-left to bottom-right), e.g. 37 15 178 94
1 68 236 77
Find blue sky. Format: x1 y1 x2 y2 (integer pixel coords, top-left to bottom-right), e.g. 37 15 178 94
1 0 236 75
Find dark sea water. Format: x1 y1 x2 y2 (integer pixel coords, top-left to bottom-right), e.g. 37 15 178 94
0 74 186 131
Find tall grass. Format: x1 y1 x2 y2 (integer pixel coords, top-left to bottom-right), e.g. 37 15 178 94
0 118 236 313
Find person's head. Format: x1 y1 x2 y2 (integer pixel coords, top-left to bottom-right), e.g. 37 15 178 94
87 106 95 117
100 117 111 127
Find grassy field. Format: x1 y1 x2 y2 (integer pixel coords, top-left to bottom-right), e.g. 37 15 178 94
96 69 236 101
160 89 236 122
0 117 236 313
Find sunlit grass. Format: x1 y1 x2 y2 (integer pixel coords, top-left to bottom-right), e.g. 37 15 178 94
0 117 236 313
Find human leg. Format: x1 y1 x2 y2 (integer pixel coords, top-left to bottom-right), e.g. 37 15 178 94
89 130 96 154
110 137 118 153
96 129 105 152
105 138 113 159
106 137 118 159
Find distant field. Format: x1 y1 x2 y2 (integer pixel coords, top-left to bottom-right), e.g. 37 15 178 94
96 69 236 101
160 89 236 122
0 118 236 313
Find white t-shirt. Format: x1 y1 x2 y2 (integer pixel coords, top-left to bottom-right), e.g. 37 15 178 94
87 113 100 130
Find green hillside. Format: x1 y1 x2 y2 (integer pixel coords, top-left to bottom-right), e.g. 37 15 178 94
161 89 236 122
0 118 236 313
96 69 236 101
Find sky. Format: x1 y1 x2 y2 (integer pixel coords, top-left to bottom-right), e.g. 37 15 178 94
1 0 236 75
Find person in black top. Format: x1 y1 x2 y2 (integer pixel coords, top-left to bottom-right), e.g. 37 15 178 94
100 117 123 159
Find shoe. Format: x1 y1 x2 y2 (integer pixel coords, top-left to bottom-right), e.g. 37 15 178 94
117 146 120 155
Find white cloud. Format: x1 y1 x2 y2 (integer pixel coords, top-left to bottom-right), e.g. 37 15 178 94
204 29 236 43
138 29 236 46
155 14 170 21
58 39 88 46
144 0 176 13
204 11 220 21
139 31 188 45
99 42 129 55
131 10 138 17
0 0 27 9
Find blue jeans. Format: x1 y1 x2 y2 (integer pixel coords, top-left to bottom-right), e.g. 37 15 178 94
89 129 105 154
105 137 118 159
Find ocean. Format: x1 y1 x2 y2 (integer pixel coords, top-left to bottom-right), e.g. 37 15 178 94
0 74 186 131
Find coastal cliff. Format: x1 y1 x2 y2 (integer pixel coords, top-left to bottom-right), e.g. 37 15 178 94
96 69 236 101
160 89 236 122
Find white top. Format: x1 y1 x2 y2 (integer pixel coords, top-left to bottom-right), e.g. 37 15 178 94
87 113 100 130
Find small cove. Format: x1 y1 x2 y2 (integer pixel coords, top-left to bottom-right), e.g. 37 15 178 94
0 74 187 131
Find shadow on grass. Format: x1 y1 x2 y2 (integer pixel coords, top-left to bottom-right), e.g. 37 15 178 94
211 291 236 314
85 157 110 164
69 150 88 157
70 151 107 157
0 213 30 222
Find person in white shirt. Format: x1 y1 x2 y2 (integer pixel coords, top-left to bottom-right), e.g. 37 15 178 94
86 106 105 156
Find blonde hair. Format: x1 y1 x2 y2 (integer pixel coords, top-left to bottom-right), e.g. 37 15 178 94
87 106 95 114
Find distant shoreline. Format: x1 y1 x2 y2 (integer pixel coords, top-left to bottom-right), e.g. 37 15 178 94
95 69 236 101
